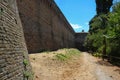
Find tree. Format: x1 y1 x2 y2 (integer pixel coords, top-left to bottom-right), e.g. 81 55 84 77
96 0 113 14
85 0 114 59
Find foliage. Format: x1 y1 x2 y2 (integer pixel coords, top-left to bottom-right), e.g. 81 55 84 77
85 1 120 59
23 59 29 66
107 2 120 57
85 14 108 53
55 49 80 61
23 59 34 80
23 71 34 80
55 54 69 61
93 52 102 57
96 0 113 14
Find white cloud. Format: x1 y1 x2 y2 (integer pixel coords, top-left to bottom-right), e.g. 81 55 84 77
85 22 89 25
70 23 82 29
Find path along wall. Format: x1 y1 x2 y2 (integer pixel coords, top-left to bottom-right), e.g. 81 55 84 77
0 0 32 80
17 0 75 53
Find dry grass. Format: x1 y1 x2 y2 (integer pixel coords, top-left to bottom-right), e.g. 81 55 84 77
29 49 120 80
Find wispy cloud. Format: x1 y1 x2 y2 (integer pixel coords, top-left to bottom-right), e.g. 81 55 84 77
85 22 89 25
70 23 82 29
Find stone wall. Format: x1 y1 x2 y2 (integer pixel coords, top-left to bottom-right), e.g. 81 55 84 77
0 0 31 80
75 32 88 51
17 0 75 53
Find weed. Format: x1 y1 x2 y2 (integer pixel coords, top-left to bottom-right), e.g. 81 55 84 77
55 54 69 61
23 71 34 80
23 59 29 66
55 49 80 61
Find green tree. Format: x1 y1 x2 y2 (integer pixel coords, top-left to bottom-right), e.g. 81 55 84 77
107 2 120 57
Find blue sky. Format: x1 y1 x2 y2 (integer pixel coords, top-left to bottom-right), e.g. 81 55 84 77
54 0 96 32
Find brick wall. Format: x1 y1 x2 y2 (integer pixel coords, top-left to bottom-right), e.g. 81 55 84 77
0 0 32 80
17 0 75 53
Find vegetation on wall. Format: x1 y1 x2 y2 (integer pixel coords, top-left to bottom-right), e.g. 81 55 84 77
85 0 120 61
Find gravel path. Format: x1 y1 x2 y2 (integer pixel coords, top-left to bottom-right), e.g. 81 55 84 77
29 51 120 80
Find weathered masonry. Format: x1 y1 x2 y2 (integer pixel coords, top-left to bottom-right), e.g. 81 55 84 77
17 0 75 53
0 0 87 79
75 32 88 51
0 0 32 80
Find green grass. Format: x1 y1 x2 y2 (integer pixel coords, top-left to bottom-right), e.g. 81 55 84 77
55 54 69 61
55 48 80 61
93 52 102 57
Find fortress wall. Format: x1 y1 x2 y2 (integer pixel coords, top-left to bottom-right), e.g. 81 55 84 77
0 0 31 80
75 32 88 51
17 0 75 53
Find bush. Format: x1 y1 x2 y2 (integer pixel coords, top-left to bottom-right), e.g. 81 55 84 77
85 2 120 60
93 52 102 57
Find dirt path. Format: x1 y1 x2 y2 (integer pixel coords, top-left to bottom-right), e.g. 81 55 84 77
29 51 120 80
